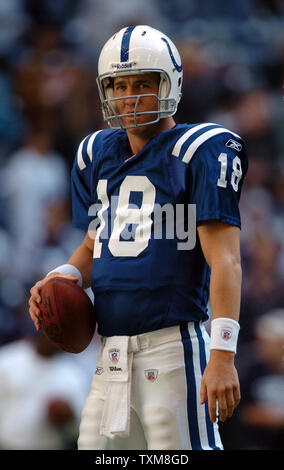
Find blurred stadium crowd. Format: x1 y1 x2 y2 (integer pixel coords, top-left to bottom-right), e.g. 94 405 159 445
0 0 283 450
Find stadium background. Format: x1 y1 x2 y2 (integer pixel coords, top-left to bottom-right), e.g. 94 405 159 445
0 0 283 450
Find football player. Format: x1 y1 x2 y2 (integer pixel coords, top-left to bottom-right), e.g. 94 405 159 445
29 25 248 450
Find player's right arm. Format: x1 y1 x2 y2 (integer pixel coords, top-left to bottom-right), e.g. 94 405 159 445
28 231 94 331
29 130 105 330
66 231 94 289
29 130 104 330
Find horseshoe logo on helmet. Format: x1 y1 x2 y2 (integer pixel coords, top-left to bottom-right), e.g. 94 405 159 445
161 37 183 73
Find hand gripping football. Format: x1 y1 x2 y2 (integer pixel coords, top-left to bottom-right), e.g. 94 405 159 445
39 277 96 353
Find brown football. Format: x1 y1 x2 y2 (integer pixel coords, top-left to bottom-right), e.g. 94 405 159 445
39 277 96 353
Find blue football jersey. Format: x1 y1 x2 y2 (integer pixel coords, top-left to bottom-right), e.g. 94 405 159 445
71 123 248 336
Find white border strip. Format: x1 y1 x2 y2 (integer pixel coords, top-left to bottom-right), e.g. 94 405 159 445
77 130 103 170
182 127 241 164
172 123 217 158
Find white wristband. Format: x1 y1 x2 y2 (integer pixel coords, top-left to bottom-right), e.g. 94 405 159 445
209 317 240 353
47 264 83 287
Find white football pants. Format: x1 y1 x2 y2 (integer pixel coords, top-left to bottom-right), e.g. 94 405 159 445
78 322 223 450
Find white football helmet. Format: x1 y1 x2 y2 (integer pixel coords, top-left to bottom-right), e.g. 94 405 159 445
96 25 183 129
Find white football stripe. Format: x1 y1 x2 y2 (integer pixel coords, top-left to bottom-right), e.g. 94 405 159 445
77 136 88 170
187 323 224 450
77 130 103 170
182 127 241 164
87 130 103 162
172 123 217 157
187 323 210 450
177 327 192 450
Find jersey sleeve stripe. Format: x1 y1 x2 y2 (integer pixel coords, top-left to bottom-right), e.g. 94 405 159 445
182 127 242 164
87 130 103 162
171 123 217 157
77 135 88 170
77 130 103 170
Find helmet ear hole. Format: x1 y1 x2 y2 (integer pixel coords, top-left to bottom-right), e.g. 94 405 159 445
103 77 114 99
159 75 169 99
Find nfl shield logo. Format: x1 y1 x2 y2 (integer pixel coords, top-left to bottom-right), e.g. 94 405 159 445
109 349 120 362
145 369 158 381
221 328 232 340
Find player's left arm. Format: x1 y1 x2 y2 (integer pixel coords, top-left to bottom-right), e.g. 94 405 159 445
197 220 242 423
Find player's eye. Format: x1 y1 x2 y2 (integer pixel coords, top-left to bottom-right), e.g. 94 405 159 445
138 83 149 89
115 84 126 91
